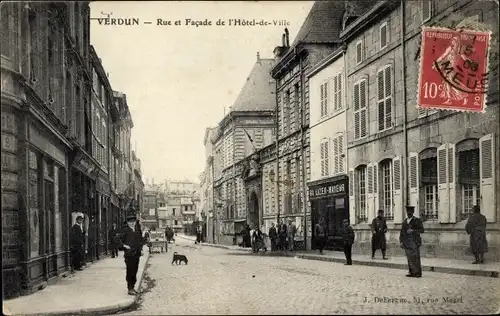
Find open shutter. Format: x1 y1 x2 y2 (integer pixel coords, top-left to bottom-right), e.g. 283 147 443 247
393 156 403 223
349 168 356 225
338 133 344 173
480 134 496 223
367 164 375 221
373 162 380 211
448 144 457 223
437 144 450 223
408 152 420 217
320 142 325 176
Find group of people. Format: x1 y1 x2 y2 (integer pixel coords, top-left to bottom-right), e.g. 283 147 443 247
239 219 298 253
70 210 147 295
312 204 489 277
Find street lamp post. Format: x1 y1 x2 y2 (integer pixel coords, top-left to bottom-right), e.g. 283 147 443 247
268 169 294 226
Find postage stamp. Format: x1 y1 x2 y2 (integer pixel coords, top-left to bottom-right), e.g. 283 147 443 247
417 26 492 113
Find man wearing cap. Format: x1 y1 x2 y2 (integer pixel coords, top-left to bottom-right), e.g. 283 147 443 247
70 215 85 271
399 205 425 278
119 211 144 295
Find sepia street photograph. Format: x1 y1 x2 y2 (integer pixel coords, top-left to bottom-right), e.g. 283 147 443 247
1 0 500 315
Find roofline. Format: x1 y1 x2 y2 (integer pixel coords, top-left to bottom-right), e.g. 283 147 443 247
306 46 346 78
339 0 397 41
89 46 113 94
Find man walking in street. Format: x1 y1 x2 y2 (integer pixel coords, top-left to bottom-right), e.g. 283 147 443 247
399 205 425 278
315 217 327 255
119 210 144 295
287 219 297 251
70 215 85 271
466 205 488 264
268 223 277 251
343 219 355 265
109 223 120 258
371 210 388 260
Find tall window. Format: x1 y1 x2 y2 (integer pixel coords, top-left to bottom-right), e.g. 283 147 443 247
380 160 393 220
377 66 392 131
294 84 300 131
320 139 329 177
333 73 342 112
333 133 344 175
380 22 388 50
282 90 291 135
353 80 367 139
29 149 41 258
458 146 480 219
356 166 367 222
355 40 363 65
320 81 328 118
420 150 438 220
28 9 37 81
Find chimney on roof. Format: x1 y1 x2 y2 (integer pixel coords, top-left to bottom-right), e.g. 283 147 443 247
285 28 290 47
282 34 286 46
256 52 260 61
274 31 289 60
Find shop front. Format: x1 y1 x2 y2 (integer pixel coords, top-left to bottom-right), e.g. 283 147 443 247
308 175 349 251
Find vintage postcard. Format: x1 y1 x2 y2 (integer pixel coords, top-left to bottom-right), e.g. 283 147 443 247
1 1 499 315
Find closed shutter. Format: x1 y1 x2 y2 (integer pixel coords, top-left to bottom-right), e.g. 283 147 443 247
448 144 457 223
408 152 420 217
377 69 385 131
360 80 367 138
353 83 360 139
320 142 326 176
338 133 344 173
374 162 380 210
333 137 339 174
480 134 496 223
437 144 450 223
349 169 356 225
367 164 374 221
393 156 403 223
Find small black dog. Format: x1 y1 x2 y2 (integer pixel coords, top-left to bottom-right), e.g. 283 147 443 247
172 252 188 265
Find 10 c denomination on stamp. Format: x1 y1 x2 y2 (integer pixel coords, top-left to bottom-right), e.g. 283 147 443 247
417 26 492 113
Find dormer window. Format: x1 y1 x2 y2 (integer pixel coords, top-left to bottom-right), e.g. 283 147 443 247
356 40 363 65
380 22 388 50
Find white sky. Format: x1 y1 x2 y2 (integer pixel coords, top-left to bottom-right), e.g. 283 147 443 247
90 1 314 183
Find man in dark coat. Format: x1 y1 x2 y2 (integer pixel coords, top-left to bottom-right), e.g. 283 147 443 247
465 205 488 264
342 219 355 265
118 211 145 295
268 223 278 251
278 219 288 251
399 206 425 278
109 223 120 258
371 210 388 260
70 215 85 271
315 217 327 255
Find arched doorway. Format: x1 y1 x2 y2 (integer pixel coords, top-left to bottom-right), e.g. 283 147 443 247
249 191 259 228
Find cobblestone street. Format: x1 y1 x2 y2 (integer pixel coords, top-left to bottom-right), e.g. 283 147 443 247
122 239 500 315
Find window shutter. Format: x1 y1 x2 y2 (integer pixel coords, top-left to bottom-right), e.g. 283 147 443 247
367 164 375 221
324 82 328 115
437 144 451 223
408 152 420 218
480 133 496 223
324 141 329 176
353 83 360 139
338 133 344 173
377 70 385 131
393 156 403 223
320 84 324 117
360 80 367 138
320 142 325 176
385 67 392 128
373 162 379 210
448 144 457 223
337 74 342 111
332 137 338 174
349 168 356 225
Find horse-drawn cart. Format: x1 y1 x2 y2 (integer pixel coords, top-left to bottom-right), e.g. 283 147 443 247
148 231 167 253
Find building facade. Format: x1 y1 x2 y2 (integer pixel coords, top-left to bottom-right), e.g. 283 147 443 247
307 47 349 250
1 1 94 297
268 1 349 249
202 127 216 243
342 0 499 260
212 54 277 245
131 150 144 217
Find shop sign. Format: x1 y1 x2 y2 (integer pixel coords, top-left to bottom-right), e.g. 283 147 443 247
309 182 345 198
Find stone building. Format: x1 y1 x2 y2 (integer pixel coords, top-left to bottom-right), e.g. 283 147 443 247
1 2 93 297
342 0 499 260
202 127 216 242
212 53 276 245
268 1 349 249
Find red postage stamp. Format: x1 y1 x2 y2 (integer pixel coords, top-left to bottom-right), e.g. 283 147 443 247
417 27 492 113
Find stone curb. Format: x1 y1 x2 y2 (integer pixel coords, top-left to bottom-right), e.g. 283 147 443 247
177 235 499 278
20 249 152 316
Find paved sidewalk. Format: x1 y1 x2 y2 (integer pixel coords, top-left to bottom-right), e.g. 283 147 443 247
177 234 500 278
3 246 150 316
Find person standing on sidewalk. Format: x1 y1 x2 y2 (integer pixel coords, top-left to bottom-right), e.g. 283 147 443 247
70 215 85 271
278 219 287 251
268 223 277 251
119 211 144 295
109 223 120 258
399 206 424 278
371 210 388 260
343 219 355 265
315 217 327 255
287 219 297 251
465 205 488 264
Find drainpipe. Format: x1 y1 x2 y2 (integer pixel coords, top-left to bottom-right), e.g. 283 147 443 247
275 75 280 225
299 48 308 250
401 1 409 214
